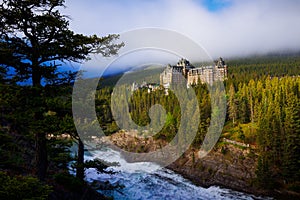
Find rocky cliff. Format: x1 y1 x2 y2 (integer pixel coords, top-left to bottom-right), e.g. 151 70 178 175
105 131 300 199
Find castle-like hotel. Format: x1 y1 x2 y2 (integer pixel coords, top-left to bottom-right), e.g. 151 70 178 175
160 58 227 88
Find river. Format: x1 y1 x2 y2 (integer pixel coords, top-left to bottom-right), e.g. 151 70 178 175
77 147 270 200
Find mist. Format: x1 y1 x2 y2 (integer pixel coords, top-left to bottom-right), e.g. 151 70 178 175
64 0 300 60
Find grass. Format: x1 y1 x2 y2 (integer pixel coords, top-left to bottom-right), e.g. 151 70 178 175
222 121 258 145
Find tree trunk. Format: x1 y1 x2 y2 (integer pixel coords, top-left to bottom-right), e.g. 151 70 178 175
35 131 48 181
32 64 47 181
32 64 41 87
34 87 48 181
76 138 85 181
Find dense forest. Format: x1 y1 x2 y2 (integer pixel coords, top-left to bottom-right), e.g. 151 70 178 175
95 54 300 193
1 54 300 198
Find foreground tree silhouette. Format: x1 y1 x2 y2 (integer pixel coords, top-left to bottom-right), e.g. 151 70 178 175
0 0 123 181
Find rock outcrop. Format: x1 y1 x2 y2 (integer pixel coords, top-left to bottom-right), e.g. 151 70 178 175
105 131 300 199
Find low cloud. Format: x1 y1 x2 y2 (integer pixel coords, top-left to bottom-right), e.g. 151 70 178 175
65 0 300 59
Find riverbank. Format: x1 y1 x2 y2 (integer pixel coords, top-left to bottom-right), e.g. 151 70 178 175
84 147 268 200
105 131 300 199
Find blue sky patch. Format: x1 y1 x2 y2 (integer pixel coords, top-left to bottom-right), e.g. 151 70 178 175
200 0 232 12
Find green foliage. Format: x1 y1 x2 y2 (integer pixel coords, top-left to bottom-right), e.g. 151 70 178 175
0 0 123 86
255 157 276 189
0 0 122 181
254 76 300 185
96 55 300 191
226 54 300 87
221 146 228 155
128 88 182 141
95 87 119 135
0 130 24 169
282 92 300 182
0 172 52 200
228 84 238 125
54 172 84 192
0 83 79 177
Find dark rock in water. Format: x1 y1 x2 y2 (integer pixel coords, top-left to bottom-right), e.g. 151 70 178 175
91 179 124 191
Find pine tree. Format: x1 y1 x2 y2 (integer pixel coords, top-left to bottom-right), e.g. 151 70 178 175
0 0 123 181
282 92 300 182
228 84 238 126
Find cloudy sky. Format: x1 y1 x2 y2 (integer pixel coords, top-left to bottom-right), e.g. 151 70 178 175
64 0 300 60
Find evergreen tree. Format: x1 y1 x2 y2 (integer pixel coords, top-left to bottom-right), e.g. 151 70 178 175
282 92 300 182
228 84 237 125
0 0 123 181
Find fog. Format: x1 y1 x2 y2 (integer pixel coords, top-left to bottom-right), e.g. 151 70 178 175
65 0 300 59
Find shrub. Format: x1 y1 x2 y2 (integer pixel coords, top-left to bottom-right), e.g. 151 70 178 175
0 172 52 200
54 172 83 192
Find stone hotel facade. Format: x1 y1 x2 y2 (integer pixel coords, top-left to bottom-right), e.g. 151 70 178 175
160 58 227 88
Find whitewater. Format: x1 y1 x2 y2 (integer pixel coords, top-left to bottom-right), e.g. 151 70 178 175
77 147 271 200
